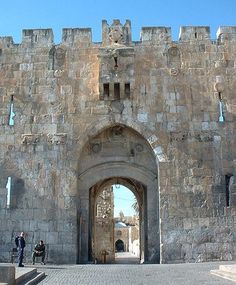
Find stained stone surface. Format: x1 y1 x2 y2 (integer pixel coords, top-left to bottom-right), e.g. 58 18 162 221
0 19 236 264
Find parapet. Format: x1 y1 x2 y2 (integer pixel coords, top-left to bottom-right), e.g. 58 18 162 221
0 36 14 47
140 27 172 43
179 26 210 41
22 29 54 47
217 26 236 42
1 21 236 46
62 28 92 45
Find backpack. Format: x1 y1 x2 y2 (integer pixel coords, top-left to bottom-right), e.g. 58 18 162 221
15 236 19 247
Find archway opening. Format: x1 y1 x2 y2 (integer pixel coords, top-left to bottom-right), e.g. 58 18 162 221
89 178 144 264
115 239 124 252
77 124 160 264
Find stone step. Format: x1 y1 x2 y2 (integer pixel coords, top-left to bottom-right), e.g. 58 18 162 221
15 267 45 285
211 264 236 282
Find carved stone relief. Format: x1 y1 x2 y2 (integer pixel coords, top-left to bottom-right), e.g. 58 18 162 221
167 46 181 68
109 25 124 45
47 133 67 145
21 134 40 145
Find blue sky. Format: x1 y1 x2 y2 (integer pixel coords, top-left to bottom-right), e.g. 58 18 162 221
113 185 136 217
1 0 236 43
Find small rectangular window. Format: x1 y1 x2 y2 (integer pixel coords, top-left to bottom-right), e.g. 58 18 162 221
225 174 232 207
114 83 120 100
125 83 131 98
103 83 109 98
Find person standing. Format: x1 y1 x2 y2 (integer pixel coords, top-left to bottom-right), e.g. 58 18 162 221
16 232 26 267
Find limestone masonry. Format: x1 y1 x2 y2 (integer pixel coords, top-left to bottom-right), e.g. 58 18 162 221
0 19 236 264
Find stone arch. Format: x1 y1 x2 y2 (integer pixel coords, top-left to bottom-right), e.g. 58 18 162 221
74 117 168 163
76 123 160 264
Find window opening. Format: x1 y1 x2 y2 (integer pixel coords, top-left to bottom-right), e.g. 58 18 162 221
8 95 15 126
218 92 225 122
6 176 12 208
225 174 232 207
124 83 131 98
114 56 118 68
103 83 110 98
114 83 120 100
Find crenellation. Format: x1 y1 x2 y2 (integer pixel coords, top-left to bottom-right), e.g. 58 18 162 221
22 29 54 47
179 26 210 42
1 24 236 48
62 28 92 45
140 27 172 43
217 26 236 43
0 36 15 48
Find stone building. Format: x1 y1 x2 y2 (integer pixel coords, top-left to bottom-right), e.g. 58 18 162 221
114 221 139 256
0 19 236 264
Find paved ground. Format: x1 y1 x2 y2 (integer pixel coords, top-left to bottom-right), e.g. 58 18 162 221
32 262 235 285
24 253 235 285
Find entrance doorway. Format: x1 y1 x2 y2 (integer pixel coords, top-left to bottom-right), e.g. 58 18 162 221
115 239 124 252
77 125 160 264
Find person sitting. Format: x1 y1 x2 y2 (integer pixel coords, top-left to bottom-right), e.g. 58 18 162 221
32 240 46 265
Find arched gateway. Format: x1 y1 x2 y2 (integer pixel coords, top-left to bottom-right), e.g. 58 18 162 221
77 124 160 263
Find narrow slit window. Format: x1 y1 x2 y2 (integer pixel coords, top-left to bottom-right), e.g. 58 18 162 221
8 95 15 126
125 83 131 98
114 56 118 68
114 83 120 100
6 176 12 208
218 92 225 122
103 83 109 98
225 174 232 207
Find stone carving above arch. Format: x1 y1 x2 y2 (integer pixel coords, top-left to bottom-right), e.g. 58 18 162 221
102 19 132 46
135 143 144 152
90 143 102 153
74 118 168 163
111 125 124 137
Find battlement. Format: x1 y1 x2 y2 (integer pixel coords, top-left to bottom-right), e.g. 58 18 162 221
179 26 210 41
22 29 53 46
62 28 92 45
140 27 172 43
0 20 236 46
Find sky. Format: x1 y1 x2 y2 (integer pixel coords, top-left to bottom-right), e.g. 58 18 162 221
113 185 136 217
1 0 236 44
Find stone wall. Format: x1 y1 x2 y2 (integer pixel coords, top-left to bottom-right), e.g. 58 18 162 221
0 19 236 264
94 187 114 263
